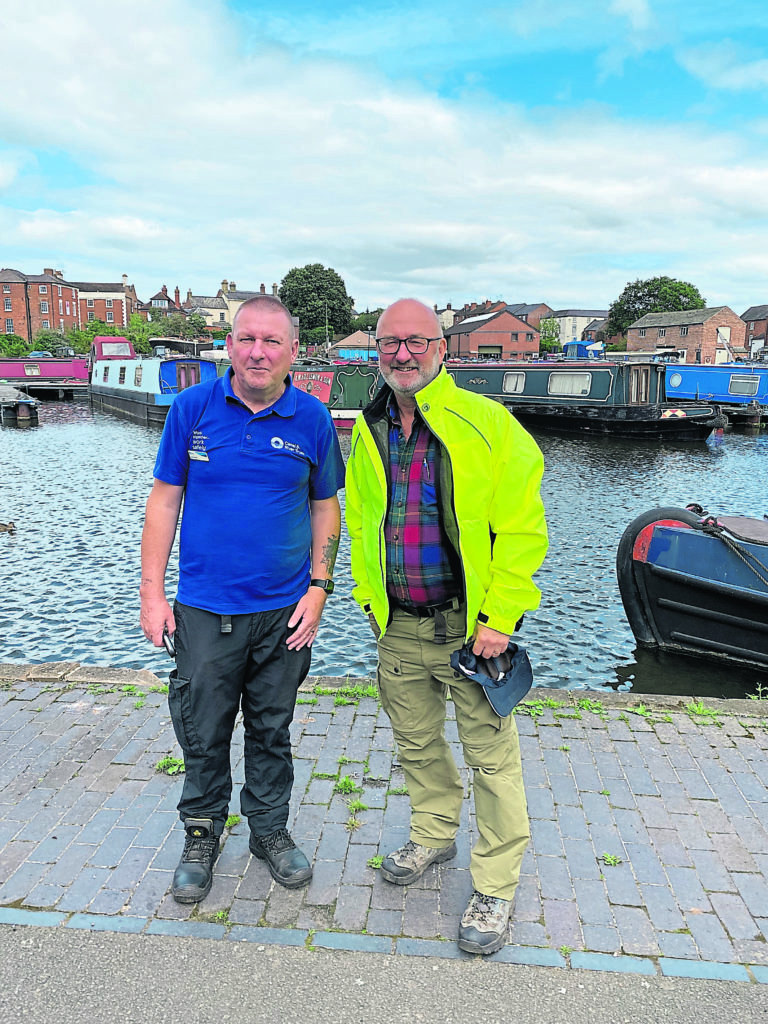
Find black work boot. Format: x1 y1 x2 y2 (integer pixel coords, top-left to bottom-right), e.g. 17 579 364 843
249 828 312 888
171 818 220 904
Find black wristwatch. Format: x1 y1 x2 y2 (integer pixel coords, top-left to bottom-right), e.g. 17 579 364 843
310 578 335 595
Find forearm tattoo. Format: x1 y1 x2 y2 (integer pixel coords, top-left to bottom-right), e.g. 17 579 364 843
320 532 339 576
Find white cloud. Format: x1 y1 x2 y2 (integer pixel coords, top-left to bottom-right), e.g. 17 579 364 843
0 1 767 311
678 40 768 91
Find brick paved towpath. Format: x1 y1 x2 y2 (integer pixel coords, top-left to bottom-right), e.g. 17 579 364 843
1 660 767 987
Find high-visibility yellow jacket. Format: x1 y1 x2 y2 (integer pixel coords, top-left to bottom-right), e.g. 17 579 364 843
345 367 548 640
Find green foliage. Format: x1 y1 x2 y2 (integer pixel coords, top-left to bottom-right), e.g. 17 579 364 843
366 855 384 869
335 774 362 794
0 333 30 356
155 756 185 775
538 317 560 351
279 263 354 344
606 276 706 338
600 852 622 866
67 318 124 354
225 814 241 828
350 309 383 333
31 328 67 349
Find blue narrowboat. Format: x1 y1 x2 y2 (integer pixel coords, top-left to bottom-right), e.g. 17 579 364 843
663 364 768 425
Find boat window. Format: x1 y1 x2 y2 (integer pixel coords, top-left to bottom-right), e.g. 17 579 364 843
503 372 525 394
178 363 201 390
102 366 109 383
728 375 759 396
118 366 126 384
668 372 682 388
24 364 41 376
548 372 591 396
134 366 143 387
99 342 132 357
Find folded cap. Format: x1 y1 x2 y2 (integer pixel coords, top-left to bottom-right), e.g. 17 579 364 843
449 640 533 717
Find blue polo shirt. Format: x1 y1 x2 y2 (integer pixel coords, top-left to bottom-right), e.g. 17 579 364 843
153 370 345 614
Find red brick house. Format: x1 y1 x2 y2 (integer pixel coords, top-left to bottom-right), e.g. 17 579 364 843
627 307 747 364
741 304 768 359
506 302 553 331
444 310 539 360
72 275 138 327
135 284 188 323
0 267 80 342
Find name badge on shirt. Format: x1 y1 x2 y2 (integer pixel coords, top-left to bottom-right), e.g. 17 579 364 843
188 450 209 461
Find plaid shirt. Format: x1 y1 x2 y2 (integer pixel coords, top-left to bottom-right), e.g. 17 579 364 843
384 398 459 607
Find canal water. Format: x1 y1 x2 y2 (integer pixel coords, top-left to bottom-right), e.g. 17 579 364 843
1 401 766 699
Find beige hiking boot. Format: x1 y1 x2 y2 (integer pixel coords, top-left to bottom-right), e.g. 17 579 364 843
380 840 457 885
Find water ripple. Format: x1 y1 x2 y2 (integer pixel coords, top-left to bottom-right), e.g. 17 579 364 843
1 403 766 697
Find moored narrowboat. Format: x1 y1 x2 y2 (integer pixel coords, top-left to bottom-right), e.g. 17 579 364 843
663 363 768 426
0 346 89 399
617 505 768 669
447 359 725 440
89 336 218 425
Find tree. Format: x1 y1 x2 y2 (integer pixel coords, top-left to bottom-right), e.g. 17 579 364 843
606 276 706 338
279 264 353 344
32 328 68 350
350 309 383 333
0 333 30 356
67 319 122 353
187 313 209 337
538 317 560 352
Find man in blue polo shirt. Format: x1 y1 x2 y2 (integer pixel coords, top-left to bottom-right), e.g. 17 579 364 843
140 294 345 903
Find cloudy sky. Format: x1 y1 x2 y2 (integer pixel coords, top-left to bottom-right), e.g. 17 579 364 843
1 0 767 314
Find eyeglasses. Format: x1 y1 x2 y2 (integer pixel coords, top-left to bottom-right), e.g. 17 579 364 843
375 335 442 355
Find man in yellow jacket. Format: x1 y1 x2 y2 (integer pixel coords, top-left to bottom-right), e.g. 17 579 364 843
346 298 548 955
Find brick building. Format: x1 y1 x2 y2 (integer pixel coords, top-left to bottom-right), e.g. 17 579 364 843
444 310 539 360
505 302 553 331
0 267 80 342
741 304 768 359
627 307 747 364
135 284 188 323
72 275 138 326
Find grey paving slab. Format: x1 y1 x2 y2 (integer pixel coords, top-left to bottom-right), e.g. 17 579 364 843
0 671 767 979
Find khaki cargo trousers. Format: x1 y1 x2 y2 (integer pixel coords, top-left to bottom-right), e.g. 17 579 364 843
377 607 530 900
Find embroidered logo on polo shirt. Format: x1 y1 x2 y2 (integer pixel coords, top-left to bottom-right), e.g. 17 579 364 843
271 435 306 457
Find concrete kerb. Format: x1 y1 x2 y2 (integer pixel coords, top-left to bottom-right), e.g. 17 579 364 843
1 663 766 717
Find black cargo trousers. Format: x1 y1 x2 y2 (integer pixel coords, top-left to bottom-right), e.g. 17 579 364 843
169 601 312 837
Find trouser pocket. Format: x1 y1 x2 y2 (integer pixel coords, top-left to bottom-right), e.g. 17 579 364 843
168 669 204 756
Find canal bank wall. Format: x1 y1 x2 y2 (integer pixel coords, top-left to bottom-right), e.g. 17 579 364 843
0 662 767 985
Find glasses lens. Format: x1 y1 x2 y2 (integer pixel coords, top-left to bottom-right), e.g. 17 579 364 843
376 336 432 354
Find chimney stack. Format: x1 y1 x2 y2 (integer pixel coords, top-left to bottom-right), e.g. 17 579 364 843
272 283 278 295
161 284 168 296
221 279 228 293
174 286 180 307
44 267 54 276
187 288 193 304
260 283 266 294
229 281 236 291
122 274 128 291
